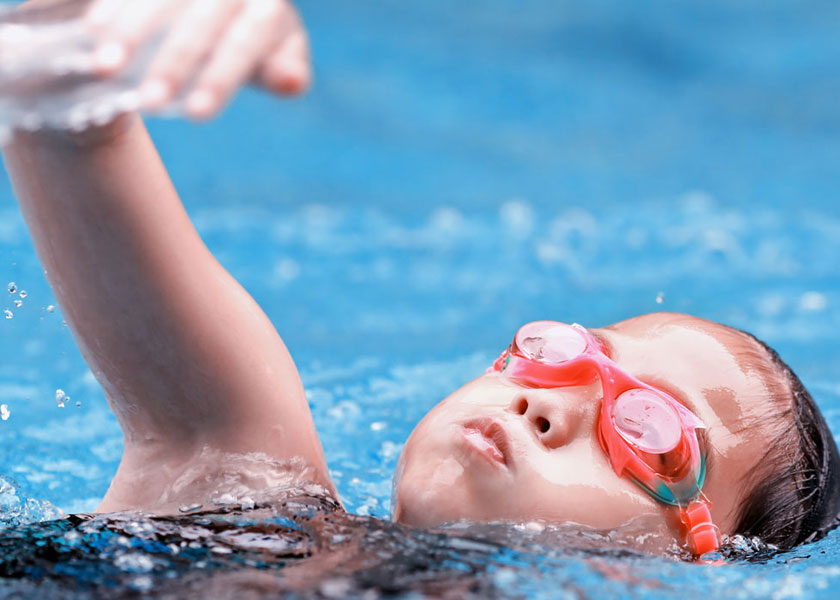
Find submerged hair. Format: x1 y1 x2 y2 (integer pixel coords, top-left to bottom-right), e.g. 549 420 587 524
733 332 840 548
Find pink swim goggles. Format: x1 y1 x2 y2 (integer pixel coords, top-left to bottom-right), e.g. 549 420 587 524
490 321 721 556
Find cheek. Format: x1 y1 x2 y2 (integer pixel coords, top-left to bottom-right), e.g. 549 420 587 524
392 409 457 525
394 402 512 525
512 437 665 528
523 435 609 486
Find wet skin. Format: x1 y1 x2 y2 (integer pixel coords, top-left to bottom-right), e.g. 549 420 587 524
393 312 786 546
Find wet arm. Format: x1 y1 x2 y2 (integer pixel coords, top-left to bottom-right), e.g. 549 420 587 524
2 117 334 510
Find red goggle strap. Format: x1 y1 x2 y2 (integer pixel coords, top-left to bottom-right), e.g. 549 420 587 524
680 499 722 556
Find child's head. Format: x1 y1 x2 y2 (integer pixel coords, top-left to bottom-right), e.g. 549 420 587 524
392 313 840 550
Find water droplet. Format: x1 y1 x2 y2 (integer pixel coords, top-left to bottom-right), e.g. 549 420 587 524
13 299 22 308
0 404 9 421
46 305 55 313
4 310 12 319
18 290 27 299
7 282 16 294
655 291 665 305
55 389 66 408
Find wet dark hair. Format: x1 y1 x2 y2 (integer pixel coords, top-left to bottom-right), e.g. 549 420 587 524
733 331 840 548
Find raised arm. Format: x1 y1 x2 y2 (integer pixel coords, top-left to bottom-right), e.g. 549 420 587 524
1 0 334 512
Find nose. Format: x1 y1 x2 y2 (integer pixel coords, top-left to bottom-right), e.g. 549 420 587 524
510 393 582 450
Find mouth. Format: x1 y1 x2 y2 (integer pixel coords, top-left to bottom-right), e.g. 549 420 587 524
460 418 512 468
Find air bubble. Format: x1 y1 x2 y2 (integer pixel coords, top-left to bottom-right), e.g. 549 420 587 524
75 399 81 408
7 282 16 294
55 389 66 408
0 404 9 421
13 299 22 307
655 291 665 305
19 290 27 299
3 310 12 319
46 305 55 312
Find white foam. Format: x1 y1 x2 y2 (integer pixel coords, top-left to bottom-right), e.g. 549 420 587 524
0 4 176 144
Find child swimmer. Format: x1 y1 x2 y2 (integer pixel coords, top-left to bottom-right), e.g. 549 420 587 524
3 0 839 557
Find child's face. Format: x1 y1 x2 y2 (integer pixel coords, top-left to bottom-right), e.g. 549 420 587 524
392 313 785 545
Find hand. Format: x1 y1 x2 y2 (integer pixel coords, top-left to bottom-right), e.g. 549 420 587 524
85 0 311 119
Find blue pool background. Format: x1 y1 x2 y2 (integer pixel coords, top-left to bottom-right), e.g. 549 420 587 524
2 0 840 596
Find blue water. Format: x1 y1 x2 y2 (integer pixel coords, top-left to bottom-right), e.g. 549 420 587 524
2 0 840 597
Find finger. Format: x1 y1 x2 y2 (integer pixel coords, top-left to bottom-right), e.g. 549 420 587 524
258 29 311 96
139 0 242 110
86 0 130 71
87 0 175 73
185 0 290 119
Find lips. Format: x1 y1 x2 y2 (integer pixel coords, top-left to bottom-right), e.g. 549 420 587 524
461 418 512 468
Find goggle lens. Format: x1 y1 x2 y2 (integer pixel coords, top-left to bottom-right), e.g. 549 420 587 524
513 321 587 364
613 389 682 454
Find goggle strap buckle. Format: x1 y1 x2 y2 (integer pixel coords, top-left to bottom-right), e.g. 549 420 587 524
680 499 722 556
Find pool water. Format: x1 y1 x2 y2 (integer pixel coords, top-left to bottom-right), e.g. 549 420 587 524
2 0 840 597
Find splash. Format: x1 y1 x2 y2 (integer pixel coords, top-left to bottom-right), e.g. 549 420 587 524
0 0 174 143
0 475 63 528
0 495 800 599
